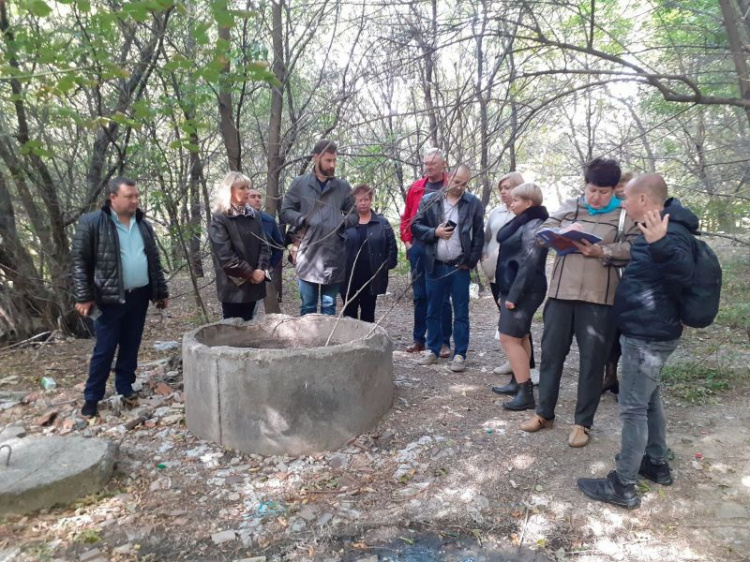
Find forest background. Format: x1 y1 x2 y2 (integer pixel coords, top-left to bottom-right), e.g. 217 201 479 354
1 0 749 342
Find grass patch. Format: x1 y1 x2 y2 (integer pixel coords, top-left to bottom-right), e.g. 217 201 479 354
662 361 735 404
716 254 750 340
73 529 102 544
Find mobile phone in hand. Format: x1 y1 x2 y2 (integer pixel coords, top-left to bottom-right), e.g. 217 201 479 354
445 220 457 229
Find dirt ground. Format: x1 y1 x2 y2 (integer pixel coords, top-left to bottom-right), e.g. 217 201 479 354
0 268 749 562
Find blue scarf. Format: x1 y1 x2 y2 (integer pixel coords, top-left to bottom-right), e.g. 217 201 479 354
584 195 620 215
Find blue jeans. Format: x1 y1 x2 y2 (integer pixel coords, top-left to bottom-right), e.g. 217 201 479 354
425 263 470 358
298 279 339 316
616 335 679 485
409 243 452 346
84 286 150 402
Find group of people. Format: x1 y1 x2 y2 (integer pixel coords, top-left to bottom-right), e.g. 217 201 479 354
71 139 704 510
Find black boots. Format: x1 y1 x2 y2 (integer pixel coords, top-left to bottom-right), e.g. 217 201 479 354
492 373 518 395
82 400 99 418
577 470 640 509
502 380 535 411
639 456 674 486
602 361 619 395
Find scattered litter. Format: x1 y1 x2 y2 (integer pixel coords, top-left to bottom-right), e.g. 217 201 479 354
243 500 285 519
40 376 57 391
153 340 180 352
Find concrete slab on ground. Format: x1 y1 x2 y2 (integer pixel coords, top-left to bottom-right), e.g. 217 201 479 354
0 436 117 515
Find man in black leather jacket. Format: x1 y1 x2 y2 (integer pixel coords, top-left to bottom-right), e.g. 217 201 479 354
72 177 169 418
412 165 485 373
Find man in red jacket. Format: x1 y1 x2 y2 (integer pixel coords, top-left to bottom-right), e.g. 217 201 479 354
400 148 452 356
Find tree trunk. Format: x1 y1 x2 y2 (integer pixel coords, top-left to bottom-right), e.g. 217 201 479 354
218 24 241 171
719 0 750 129
264 0 286 314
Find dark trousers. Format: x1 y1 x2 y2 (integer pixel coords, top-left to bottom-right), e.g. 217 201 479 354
342 284 378 323
536 298 615 427
222 302 256 321
84 286 150 402
409 242 451 346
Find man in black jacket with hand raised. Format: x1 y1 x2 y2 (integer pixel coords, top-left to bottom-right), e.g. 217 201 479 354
72 177 169 418
578 173 698 509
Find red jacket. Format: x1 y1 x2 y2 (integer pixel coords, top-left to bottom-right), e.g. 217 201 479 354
399 173 449 244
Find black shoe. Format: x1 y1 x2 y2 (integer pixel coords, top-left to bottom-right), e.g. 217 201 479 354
502 380 535 411
602 362 619 395
577 470 640 509
121 389 140 409
492 374 518 395
81 401 99 418
639 456 673 486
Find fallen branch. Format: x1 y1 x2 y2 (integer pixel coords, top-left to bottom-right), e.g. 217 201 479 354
0 331 52 355
124 408 153 430
701 231 750 246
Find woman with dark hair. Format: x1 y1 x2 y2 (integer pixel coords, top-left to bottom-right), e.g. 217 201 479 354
341 184 398 322
491 183 549 410
209 172 270 321
521 158 639 447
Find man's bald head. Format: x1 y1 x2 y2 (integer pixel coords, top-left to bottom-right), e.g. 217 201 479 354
447 164 471 196
622 173 669 222
627 173 668 205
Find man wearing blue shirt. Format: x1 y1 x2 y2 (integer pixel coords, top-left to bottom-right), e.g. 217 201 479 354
72 177 169 418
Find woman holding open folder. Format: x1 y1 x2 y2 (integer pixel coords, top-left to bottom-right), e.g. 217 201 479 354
520 158 639 448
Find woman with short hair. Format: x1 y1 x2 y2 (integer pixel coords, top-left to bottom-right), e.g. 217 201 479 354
209 172 270 321
341 184 398 322
521 158 639 447
492 183 549 410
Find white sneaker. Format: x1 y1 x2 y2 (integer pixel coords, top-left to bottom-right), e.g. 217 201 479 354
493 362 513 376
450 355 466 372
530 368 540 385
419 352 438 366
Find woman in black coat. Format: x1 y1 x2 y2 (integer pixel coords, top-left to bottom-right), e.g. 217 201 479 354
341 184 398 322
492 183 549 410
209 172 271 321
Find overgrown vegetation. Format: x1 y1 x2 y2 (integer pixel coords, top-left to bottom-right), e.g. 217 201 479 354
662 362 735 404
716 252 750 341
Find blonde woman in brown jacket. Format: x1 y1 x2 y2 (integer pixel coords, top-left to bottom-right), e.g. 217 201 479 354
521 158 639 447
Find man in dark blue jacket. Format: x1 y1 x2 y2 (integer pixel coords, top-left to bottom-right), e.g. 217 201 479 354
578 173 698 509
412 165 484 373
248 188 284 270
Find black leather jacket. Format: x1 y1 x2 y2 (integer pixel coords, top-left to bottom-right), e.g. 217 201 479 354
71 205 169 305
411 190 485 274
209 208 271 304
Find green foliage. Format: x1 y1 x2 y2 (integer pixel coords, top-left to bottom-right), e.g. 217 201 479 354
662 362 734 404
716 254 750 334
73 529 102 544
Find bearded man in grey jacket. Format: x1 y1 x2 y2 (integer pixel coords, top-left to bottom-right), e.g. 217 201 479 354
280 139 357 315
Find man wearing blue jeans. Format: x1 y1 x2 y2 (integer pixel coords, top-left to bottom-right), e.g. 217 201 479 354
72 177 169 418
401 148 453 356
280 139 357 315
412 165 484 372
578 174 699 509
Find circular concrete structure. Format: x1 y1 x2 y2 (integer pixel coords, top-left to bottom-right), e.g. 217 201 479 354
183 314 393 456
